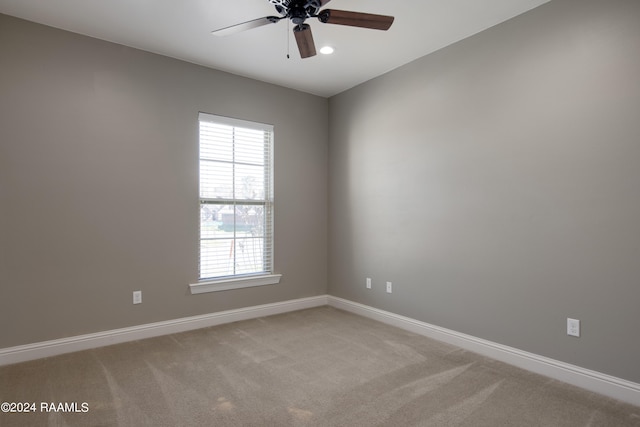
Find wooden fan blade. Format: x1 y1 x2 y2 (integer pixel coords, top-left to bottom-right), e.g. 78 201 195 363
212 16 280 36
294 24 316 58
318 9 394 31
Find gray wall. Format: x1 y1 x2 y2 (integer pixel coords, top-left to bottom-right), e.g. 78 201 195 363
3 0 640 387
328 0 640 383
0 14 328 348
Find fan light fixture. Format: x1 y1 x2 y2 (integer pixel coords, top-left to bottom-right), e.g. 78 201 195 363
319 46 334 55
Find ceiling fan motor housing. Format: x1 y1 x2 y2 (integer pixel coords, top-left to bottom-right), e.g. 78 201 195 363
268 0 322 21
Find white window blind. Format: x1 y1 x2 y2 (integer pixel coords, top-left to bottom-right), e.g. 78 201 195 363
198 113 274 281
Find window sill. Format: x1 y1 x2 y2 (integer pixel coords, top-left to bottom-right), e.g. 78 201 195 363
189 274 282 295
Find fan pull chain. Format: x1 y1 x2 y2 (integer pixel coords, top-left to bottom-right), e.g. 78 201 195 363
286 19 290 59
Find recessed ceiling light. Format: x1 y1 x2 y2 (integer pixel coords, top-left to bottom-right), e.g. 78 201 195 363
319 46 334 55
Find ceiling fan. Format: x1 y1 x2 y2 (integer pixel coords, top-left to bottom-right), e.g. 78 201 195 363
211 0 395 58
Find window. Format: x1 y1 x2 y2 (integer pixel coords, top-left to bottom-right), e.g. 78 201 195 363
191 113 280 294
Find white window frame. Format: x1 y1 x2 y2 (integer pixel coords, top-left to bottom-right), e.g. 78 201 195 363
190 113 280 294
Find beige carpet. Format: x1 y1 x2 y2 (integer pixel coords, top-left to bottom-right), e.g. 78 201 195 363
1 306 639 426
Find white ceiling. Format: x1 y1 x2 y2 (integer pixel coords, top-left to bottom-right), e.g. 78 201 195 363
0 0 551 97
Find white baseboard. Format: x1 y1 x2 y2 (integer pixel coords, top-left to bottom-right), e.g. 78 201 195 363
2 294 638 407
0 295 328 367
327 296 640 407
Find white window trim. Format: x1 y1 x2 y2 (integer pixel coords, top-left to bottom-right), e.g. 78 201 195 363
194 112 279 294
190 274 282 294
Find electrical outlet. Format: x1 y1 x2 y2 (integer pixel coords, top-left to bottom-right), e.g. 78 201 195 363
133 290 142 305
386 282 392 294
366 278 372 289
567 318 580 337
